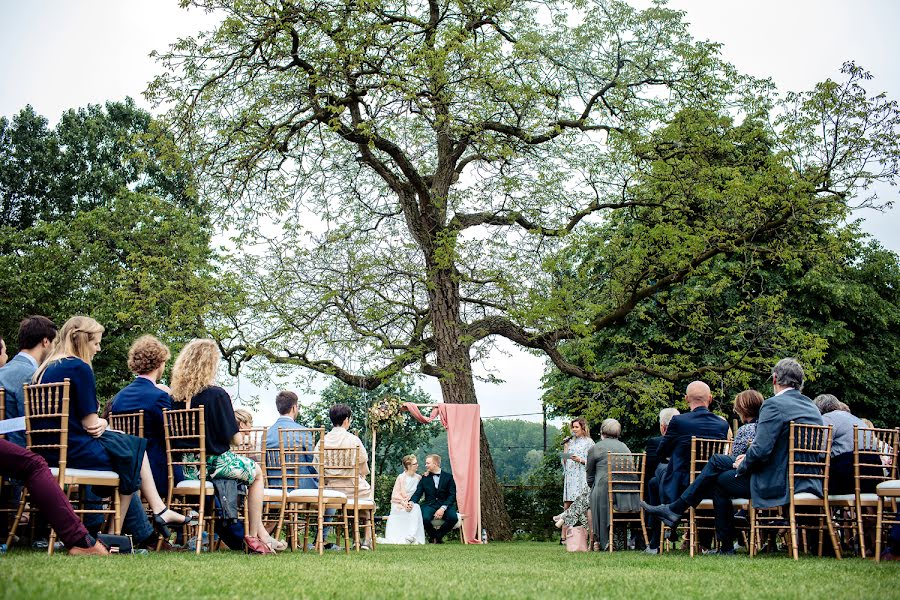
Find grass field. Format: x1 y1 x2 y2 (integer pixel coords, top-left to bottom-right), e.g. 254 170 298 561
2 542 899 600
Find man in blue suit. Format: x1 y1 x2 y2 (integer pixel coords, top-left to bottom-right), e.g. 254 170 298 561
410 454 458 543
0 316 57 448
644 381 729 552
642 358 825 554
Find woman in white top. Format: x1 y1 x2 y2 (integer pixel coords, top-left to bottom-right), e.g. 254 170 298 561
382 454 426 544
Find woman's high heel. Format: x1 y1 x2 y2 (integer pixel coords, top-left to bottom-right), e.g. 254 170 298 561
153 508 193 539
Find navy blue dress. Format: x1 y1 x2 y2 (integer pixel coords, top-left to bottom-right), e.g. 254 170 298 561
111 377 182 498
38 357 146 494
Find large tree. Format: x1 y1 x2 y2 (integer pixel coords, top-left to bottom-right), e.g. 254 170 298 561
0 100 226 399
150 0 898 537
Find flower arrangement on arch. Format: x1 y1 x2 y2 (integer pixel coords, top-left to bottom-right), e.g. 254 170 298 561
368 395 406 431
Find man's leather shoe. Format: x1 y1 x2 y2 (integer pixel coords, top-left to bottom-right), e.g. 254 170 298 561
640 501 681 528
68 540 109 556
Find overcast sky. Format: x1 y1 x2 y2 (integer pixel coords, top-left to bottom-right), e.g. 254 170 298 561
2 0 897 426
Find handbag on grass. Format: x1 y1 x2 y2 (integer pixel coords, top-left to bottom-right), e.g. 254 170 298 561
565 526 589 552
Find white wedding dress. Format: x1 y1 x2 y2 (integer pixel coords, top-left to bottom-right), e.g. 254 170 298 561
382 474 426 545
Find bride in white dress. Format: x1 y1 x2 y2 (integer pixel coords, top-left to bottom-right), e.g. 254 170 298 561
382 455 426 544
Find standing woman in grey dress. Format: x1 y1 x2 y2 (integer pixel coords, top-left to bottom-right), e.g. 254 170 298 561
586 418 639 551
559 418 592 541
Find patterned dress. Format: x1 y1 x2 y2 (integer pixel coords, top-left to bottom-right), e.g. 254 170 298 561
563 435 593 502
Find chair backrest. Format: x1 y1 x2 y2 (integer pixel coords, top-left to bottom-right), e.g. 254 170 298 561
163 408 206 497
322 446 360 497
690 437 732 483
0 387 5 440
109 410 145 438
607 452 645 509
788 422 832 497
854 426 899 490
22 380 71 480
232 426 267 466
278 427 324 492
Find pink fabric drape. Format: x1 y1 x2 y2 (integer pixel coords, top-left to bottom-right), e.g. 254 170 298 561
403 402 482 543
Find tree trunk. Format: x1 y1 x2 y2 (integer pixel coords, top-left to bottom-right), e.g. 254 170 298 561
428 263 514 541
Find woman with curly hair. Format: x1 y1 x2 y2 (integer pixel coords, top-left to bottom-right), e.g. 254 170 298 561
170 338 284 554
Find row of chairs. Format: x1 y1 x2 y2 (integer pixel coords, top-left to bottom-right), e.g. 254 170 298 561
1 379 375 555
659 423 900 559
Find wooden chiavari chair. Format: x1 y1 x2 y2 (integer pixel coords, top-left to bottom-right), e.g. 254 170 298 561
278 428 351 554
8 380 121 554
108 410 144 438
163 407 212 554
828 426 899 557
749 423 841 560
686 437 744 556
232 426 284 537
607 452 648 552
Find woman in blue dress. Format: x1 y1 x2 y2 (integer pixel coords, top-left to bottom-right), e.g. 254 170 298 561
33 316 190 536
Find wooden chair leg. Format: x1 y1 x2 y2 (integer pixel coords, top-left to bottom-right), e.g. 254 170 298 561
789 504 799 561
856 502 867 559
875 497 883 562
825 503 842 560
5 488 28 549
688 508 695 557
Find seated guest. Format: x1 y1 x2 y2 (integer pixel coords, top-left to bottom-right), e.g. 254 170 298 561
410 454 457 544
321 403 373 501
814 394 879 495
0 439 108 555
265 391 316 488
861 418 894 467
642 359 824 554
732 390 764 457
233 409 254 447
33 317 190 537
586 418 640 551
645 382 728 552
642 407 679 552
321 403 374 548
170 338 284 554
0 316 57 448
383 454 426 544
109 335 179 499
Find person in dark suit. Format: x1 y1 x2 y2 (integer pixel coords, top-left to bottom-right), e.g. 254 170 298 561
656 381 731 504
109 335 181 500
410 454 457 543
642 358 825 554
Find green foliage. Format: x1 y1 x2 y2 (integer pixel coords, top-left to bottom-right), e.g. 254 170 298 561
298 378 441 475
792 238 900 426
0 101 226 401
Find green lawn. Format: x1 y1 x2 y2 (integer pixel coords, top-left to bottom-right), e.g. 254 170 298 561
2 543 899 599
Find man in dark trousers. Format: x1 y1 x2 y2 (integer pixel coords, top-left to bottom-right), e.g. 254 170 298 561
410 454 458 543
644 381 729 553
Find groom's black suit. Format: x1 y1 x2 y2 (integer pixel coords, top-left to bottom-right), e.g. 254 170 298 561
411 470 458 542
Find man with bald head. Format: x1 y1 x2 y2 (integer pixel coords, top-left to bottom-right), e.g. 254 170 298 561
656 381 730 505
643 382 729 552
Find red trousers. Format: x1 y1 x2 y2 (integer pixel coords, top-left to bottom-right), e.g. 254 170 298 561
0 439 89 547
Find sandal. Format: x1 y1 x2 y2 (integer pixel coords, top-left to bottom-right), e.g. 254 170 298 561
244 535 275 555
153 508 193 539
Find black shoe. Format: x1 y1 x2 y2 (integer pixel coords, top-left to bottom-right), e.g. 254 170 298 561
712 547 735 555
640 501 681 528
435 537 444 544
153 508 192 539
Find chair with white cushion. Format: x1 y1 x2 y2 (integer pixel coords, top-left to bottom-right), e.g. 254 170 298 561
277 428 350 554
8 380 121 554
828 426 898 558
875 479 900 561
163 407 213 554
749 422 841 560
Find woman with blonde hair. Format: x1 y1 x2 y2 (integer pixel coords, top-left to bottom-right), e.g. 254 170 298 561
170 338 284 554
33 317 190 536
382 454 426 544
